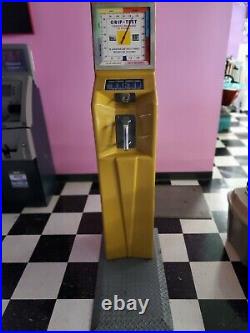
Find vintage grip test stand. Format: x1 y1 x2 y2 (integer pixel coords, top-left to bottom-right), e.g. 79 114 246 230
91 3 173 330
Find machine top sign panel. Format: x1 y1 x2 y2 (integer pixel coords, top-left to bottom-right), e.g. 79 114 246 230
92 3 155 70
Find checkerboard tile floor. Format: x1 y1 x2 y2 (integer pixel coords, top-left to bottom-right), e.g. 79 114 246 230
2 113 248 330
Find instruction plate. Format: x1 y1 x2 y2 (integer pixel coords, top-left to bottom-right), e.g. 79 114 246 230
9 172 29 188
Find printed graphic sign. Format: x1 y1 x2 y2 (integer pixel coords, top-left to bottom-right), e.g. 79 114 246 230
94 6 151 66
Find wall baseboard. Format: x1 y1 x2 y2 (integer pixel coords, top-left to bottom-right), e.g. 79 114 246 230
56 173 99 182
56 172 212 183
156 172 212 181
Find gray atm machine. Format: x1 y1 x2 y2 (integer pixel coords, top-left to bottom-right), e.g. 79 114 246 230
2 44 55 211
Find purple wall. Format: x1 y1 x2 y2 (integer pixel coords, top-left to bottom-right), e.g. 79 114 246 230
227 2 247 58
2 2 232 174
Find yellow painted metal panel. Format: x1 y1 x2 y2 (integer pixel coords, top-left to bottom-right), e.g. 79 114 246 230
92 70 157 259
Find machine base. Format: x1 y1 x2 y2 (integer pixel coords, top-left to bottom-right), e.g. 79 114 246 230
91 229 173 331
2 159 55 212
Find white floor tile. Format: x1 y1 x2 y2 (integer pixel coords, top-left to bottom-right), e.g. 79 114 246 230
2 214 19 235
69 235 101 262
242 166 248 175
159 234 189 262
48 299 93 331
84 195 102 212
180 219 218 234
230 127 248 134
218 133 238 140
241 139 248 147
22 196 59 214
234 113 248 119
2 300 9 315
170 299 205 331
12 262 67 299
170 180 199 186
190 262 245 299
214 156 239 167
225 178 248 189
216 140 225 148
204 191 229 211
61 182 92 195
227 147 248 156
219 233 240 261
2 235 40 263
212 167 223 179
43 213 82 235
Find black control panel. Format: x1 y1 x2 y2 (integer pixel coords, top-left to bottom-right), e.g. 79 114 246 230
2 80 23 123
105 79 144 91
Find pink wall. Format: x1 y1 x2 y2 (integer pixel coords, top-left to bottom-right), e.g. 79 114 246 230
156 2 232 172
2 2 232 174
227 2 247 58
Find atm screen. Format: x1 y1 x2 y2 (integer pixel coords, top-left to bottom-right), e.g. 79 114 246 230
3 49 27 72
3 84 12 97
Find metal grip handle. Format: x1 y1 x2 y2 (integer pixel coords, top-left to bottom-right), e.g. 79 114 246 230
115 115 136 150
123 122 131 150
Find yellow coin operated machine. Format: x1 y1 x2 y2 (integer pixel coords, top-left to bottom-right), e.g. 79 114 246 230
91 3 173 330
91 2 157 260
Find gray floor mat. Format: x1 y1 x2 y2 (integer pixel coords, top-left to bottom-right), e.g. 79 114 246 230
155 185 211 219
91 229 173 331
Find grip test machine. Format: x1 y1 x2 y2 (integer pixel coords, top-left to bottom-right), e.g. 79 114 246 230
91 2 157 260
91 3 173 330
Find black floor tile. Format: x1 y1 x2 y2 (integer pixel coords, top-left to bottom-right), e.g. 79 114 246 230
199 179 229 193
77 212 103 234
155 218 182 234
199 300 248 330
2 299 56 330
2 263 27 299
234 156 248 166
212 211 228 232
58 262 98 299
236 112 248 117
53 180 66 195
90 182 100 194
221 140 245 147
155 180 171 185
215 148 231 156
8 214 50 235
218 166 247 178
30 235 75 262
164 262 197 299
236 133 248 139
230 121 240 127
232 262 248 298
53 195 87 212
2 205 24 213
184 234 229 261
